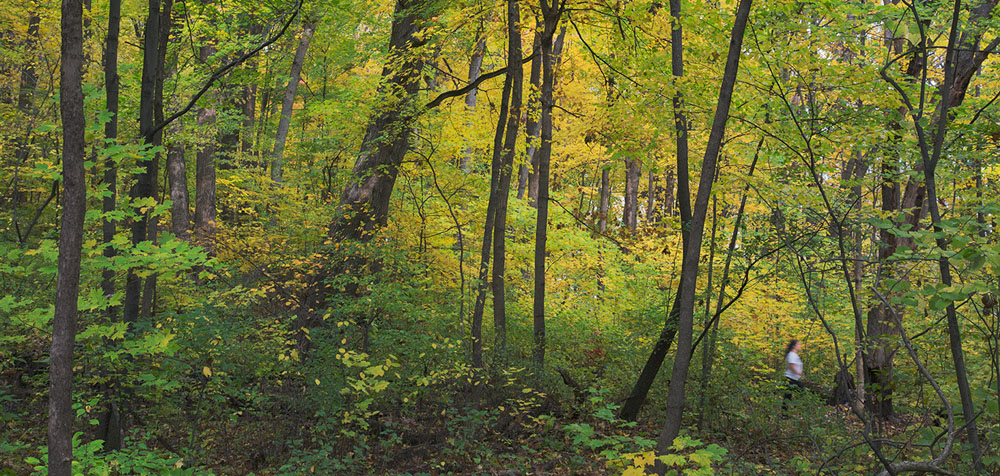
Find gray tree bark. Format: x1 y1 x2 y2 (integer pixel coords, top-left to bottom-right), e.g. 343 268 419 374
271 20 316 183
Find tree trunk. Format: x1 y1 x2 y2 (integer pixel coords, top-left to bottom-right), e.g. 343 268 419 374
528 26 565 206
654 0 751 461
49 0 85 471
623 157 641 230
533 0 562 369
461 36 486 174
598 167 610 232
663 167 675 216
100 0 121 320
123 0 162 326
617 0 694 422
194 42 218 252
167 130 189 239
17 12 39 112
327 0 428 242
491 0 523 363
271 20 316 183
520 23 542 198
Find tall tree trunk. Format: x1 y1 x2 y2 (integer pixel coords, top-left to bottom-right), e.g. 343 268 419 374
520 23 542 198
194 42 218 252
17 12 39 112
598 167 610 232
663 167 675 216
49 0 85 471
491 0 523 362
100 0 121 319
123 0 162 326
470 38 515 368
654 0 751 460
95 0 122 450
617 0 694 422
646 171 656 223
528 26 565 205
623 157 641 230
271 20 316 183
461 35 486 174
696 139 760 430
533 0 562 369
327 0 428 242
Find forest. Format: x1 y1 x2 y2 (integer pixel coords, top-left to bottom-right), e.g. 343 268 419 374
2 0 1000 473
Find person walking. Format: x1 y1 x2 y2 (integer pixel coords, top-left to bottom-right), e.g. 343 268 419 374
782 339 804 412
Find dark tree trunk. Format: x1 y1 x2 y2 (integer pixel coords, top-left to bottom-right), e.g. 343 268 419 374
623 157 641 230
271 20 316 183
491 0 523 362
100 0 121 320
470 38 515 368
533 0 562 369
646 171 656 223
123 0 162 326
327 0 428 242
663 167 675 216
17 12 39 112
617 0 694 422
528 26 565 206
654 0 751 460
48 0 85 471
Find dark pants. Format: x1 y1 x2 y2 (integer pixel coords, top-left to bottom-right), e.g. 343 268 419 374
782 377 804 411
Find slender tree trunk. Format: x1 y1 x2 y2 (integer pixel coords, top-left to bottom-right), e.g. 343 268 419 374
617 0 693 422
48 0 85 471
528 26 565 206
470 42 514 368
697 140 760 430
521 24 542 198
646 171 656 223
123 0 162 326
100 0 121 320
599 167 610 232
327 0 428 242
654 0 751 461
491 0 523 362
461 36 486 174
533 0 562 369
17 12 39 112
271 20 316 183
623 157 641 230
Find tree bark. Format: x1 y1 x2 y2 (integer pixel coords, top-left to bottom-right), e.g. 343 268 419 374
17 12 39 112
617 0 693 422
100 0 121 320
49 0 85 471
491 0 523 363
623 157 641 230
123 0 162 325
271 20 316 183
528 26 565 206
598 167 610 232
327 0 428 242
533 0 562 369
654 0 751 461
195 42 218 252
520 23 542 198
461 35 486 174
167 129 189 239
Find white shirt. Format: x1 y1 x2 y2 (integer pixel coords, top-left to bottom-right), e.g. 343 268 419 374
785 351 803 380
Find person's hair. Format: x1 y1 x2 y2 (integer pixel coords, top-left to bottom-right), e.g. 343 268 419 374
785 339 799 357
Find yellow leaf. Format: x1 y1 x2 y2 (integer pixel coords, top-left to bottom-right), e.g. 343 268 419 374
202 366 212 378
315 379 321 385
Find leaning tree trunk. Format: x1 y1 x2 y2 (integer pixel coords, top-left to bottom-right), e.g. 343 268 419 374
327 0 428 242
49 0 85 471
617 0 693 422
654 0 752 462
271 20 316 183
